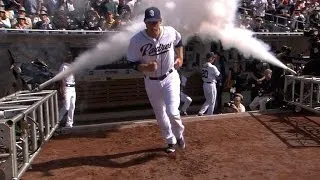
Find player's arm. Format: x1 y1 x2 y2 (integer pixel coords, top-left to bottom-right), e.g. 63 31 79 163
174 28 183 68
59 66 66 98
174 45 183 68
212 65 221 79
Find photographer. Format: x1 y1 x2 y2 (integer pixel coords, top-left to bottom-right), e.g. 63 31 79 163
249 69 275 112
276 45 292 63
304 27 320 59
223 93 246 113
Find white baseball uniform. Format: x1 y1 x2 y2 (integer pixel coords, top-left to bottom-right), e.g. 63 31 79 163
58 62 76 128
127 26 184 145
199 62 220 115
180 75 192 114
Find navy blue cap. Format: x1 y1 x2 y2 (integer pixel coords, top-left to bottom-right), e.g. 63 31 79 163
206 52 215 59
144 7 161 22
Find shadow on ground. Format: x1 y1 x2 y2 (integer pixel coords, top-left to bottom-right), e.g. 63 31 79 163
27 147 168 177
250 112 320 148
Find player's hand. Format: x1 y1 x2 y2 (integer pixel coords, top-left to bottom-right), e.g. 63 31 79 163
146 61 157 72
174 58 183 69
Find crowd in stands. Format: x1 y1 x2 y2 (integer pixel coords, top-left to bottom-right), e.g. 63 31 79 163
239 0 320 32
1 0 319 32
0 0 144 30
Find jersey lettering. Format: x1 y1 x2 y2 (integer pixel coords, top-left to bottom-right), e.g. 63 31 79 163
140 42 172 56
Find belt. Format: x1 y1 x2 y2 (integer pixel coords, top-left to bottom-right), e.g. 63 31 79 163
146 69 174 81
205 82 213 84
66 84 75 87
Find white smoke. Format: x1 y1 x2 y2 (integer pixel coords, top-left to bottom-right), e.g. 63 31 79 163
50 0 293 84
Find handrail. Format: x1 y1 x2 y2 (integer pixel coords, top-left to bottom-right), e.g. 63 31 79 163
239 7 306 31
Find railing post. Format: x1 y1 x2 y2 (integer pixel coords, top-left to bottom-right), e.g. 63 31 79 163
299 80 304 104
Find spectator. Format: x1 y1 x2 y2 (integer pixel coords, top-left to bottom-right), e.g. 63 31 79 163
111 13 122 30
249 69 275 111
100 11 115 30
52 8 68 29
240 16 253 30
24 0 43 17
91 0 105 17
223 93 246 113
124 0 136 14
61 0 75 14
12 6 32 29
14 14 30 29
117 0 130 16
102 0 117 15
34 10 55 29
83 8 101 30
252 0 268 18
0 6 11 28
252 16 269 32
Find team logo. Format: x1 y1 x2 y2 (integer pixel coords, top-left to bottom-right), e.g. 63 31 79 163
149 10 154 17
140 42 172 56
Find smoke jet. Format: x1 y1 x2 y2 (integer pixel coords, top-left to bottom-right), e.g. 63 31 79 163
37 0 296 90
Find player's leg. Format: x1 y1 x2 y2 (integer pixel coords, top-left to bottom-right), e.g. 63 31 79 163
144 79 176 145
198 83 210 115
163 72 184 140
259 96 274 111
206 83 216 115
66 89 76 127
58 89 70 124
249 96 261 110
180 92 192 115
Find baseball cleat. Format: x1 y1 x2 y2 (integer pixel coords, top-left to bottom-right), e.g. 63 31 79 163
197 113 203 116
177 137 186 149
180 111 188 116
164 144 175 153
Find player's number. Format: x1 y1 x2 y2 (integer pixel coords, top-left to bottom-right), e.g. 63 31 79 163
202 69 208 78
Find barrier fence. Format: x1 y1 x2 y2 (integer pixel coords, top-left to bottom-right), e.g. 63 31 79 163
0 90 59 180
284 75 320 114
239 7 306 32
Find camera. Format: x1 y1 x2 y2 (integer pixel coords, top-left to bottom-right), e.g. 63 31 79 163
224 101 235 108
258 88 264 97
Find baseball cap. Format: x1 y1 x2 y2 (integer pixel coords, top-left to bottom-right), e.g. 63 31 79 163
144 7 161 22
206 52 215 59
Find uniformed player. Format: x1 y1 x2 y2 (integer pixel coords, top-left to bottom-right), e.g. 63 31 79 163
126 6 185 153
198 52 220 116
58 51 76 128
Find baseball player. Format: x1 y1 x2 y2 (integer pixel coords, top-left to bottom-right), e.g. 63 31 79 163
58 51 76 128
126 6 185 153
198 52 220 116
179 71 192 116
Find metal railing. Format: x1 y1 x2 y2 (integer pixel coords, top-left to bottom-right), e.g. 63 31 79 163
0 28 119 35
284 75 320 114
0 28 305 37
239 7 306 32
0 90 59 180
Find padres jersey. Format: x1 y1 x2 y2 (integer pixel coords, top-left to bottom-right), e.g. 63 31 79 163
201 62 220 83
126 26 182 77
59 63 75 85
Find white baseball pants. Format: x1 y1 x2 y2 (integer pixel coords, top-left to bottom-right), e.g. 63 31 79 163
144 70 185 145
180 92 192 113
59 87 76 127
199 82 217 115
249 96 274 111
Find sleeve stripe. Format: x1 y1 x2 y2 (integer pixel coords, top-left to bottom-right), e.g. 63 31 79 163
175 40 183 48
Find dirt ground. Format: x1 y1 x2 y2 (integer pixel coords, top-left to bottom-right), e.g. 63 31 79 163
22 113 320 180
